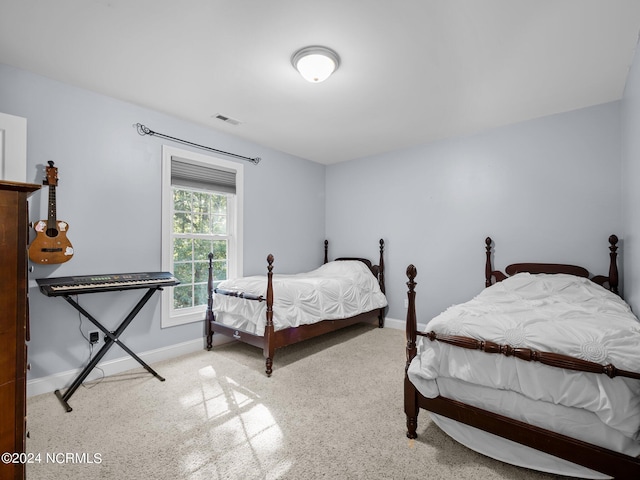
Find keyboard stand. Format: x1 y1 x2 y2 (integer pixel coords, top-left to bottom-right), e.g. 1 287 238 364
53 287 166 412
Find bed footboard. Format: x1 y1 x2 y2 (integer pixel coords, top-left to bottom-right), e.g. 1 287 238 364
205 253 275 375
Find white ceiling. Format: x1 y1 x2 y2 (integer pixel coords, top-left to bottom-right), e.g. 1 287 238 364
1 1 640 165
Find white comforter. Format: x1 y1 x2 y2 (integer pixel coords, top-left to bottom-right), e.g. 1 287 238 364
213 260 387 335
407 273 640 444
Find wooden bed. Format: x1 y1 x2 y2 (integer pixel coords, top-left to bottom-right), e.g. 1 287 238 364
404 235 640 479
206 239 386 376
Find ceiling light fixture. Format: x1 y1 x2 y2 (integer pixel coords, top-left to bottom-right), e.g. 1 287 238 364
291 46 340 83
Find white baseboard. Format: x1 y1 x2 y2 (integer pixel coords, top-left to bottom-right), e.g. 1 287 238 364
28 318 419 398
27 335 232 398
384 316 428 332
384 316 404 330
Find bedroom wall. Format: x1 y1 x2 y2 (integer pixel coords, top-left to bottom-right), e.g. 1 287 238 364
622 38 640 315
325 102 623 326
0 63 326 389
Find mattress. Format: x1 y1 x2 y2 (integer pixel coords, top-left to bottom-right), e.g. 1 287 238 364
212 260 388 335
407 272 640 477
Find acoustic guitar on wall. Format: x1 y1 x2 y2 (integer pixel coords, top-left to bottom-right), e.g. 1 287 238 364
28 161 74 264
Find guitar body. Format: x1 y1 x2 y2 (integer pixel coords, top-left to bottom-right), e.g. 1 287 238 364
29 219 74 264
28 160 74 264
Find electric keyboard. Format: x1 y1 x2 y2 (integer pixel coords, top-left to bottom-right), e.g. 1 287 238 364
37 271 180 296
39 271 178 411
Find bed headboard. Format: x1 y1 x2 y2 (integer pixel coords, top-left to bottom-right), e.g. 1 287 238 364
324 239 386 294
485 235 619 296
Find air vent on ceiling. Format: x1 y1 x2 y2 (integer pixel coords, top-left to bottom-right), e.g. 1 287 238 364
213 113 242 126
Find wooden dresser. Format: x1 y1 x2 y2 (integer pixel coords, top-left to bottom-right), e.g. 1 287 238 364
0 181 40 480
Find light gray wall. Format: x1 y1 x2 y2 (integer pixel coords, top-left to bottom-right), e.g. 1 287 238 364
0 63 325 380
326 102 623 324
2 56 633 383
622 38 640 314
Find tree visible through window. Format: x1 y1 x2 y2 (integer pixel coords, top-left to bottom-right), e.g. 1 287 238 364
161 145 243 328
171 188 229 311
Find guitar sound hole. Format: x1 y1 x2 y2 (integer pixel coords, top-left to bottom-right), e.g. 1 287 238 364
46 229 59 237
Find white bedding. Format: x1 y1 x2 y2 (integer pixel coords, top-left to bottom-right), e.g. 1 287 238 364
407 273 640 474
213 260 388 335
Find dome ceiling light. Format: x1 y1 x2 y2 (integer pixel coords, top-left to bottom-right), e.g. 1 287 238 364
291 46 340 83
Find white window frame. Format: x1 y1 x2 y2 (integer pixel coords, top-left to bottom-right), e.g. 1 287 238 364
161 145 244 328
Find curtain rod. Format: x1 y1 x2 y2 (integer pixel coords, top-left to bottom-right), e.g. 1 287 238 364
135 123 261 165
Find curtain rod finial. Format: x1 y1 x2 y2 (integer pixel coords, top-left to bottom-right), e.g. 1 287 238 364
135 123 153 136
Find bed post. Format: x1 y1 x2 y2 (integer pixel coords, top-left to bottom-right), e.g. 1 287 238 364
378 239 386 327
205 252 214 350
405 264 419 439
485 237 493 288
608 234 619 296
378 239 385 295
264 254 275 376
324 240 329 264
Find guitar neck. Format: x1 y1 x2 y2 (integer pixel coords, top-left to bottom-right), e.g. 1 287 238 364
47 184 57 227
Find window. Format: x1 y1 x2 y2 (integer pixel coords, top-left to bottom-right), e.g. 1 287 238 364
161 145 243 327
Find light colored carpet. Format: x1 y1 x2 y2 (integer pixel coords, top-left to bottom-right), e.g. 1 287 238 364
26 324 568 479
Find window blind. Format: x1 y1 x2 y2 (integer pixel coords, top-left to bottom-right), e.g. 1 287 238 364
171 157 236 194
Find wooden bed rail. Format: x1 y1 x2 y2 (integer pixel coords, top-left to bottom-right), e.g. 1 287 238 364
210 254 274 302
417 330 640 380
213 289 264 301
